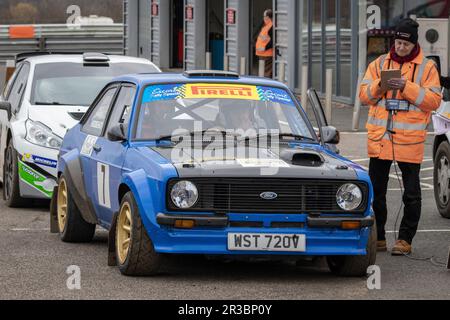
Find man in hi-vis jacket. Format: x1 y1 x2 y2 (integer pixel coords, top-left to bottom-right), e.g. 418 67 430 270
255 9 274 78
359 18 442 255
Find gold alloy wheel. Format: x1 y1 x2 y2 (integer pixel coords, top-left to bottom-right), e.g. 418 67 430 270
57 178 68 233
117 202 132 265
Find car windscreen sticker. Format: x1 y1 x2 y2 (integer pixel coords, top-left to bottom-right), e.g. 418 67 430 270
18 159 55 198
236 158 290 168
142 84 185 103
256 86 295 106
184 83 259 100
142 83 295 106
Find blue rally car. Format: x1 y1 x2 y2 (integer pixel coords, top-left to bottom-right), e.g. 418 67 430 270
50 71 376 277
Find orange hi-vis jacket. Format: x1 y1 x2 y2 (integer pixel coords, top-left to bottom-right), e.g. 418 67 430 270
359 50 442 164
256 20 273 57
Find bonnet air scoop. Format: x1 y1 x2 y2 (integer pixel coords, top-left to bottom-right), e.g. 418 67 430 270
280 149 325 167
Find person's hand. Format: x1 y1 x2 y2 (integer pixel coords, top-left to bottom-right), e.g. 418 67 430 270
387 78 407 91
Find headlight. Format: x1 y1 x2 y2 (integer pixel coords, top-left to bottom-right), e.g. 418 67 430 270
336 183 363 211
170 181 199 209
26 120 62 149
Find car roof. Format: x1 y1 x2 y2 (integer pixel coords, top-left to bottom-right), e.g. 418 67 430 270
113 73 291 90
23 54 157 67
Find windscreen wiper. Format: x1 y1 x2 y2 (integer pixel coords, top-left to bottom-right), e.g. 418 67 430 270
34 101 81 106
239 133 316 142
154 129 243 142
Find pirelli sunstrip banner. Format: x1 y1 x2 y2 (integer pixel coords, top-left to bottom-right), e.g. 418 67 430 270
142 83 295 106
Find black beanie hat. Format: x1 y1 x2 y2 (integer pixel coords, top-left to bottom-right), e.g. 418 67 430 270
395 18 419 44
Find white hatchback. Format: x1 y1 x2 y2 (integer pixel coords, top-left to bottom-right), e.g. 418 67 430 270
0 53 160 206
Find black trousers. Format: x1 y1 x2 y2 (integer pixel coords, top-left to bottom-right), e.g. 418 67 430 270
369 158 422 244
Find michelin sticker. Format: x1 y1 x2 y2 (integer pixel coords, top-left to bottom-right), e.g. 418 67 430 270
18 159 56 198
80 135 98 157
22 153 57 168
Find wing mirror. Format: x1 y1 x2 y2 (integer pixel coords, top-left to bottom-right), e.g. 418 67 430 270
321 126 340 145
0 101 12 120
107 124 127 142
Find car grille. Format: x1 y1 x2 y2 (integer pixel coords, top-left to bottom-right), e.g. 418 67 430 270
167 178 368 214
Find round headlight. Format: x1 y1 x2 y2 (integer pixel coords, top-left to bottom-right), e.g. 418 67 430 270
170 181 199 209
336 184 363 211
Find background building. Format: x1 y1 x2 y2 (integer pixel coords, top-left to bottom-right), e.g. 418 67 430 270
124 0 450 104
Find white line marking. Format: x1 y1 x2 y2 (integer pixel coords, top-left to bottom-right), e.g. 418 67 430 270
11 228 50 232
387 188 433 191
358 164 434 189
340 132 437 136
419 182 434 189
421 177 434 181
350 158 370 163
386 229 450 234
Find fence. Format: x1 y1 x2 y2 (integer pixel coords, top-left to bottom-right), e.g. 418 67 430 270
0 24 124 65
0 24 124 89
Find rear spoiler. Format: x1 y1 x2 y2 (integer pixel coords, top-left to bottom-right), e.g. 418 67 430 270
15 51 112 64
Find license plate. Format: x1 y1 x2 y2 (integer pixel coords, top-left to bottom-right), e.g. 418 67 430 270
227 233 306 252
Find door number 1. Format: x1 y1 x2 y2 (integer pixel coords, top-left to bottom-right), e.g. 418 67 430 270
97 162 111 208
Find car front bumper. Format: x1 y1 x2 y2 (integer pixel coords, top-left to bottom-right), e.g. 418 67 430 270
149 213 375 256
15 139 58 199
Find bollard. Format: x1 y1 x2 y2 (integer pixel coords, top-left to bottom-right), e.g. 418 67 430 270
352 73 364 131
258 59 265 77
206 52 212 70
301 65 308 112
240 57 246 75
224 55 229 71
325 69 333 124
278 62 286 83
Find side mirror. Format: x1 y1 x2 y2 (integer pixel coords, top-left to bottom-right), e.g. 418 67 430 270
0 101 12 120
321 126 340 145
107 124 126 142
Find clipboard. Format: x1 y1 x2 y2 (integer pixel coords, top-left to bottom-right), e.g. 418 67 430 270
381 69 401 91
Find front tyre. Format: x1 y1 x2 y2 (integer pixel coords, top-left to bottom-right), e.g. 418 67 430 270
116 191 162 276
3 140 27 207
327 223 377 277
57 175 96 242
434 141 450 219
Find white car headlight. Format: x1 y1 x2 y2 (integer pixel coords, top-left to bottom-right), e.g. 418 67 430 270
26 120 62 150
170 181 199 209
336 183 363 211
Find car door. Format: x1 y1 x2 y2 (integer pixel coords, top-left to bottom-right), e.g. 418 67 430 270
87 83 136 226
79 84 119 223
0 63 29 181
307 88 340 154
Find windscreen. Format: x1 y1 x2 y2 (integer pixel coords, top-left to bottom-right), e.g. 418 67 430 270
31 62 158 106
134 83 314 141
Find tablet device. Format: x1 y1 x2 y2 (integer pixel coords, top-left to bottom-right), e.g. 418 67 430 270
381 69 401 91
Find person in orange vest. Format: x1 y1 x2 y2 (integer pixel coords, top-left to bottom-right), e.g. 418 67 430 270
359 18 442 256
255 9 274 78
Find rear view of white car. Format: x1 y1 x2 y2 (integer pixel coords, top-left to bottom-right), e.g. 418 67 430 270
0 52 160 207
